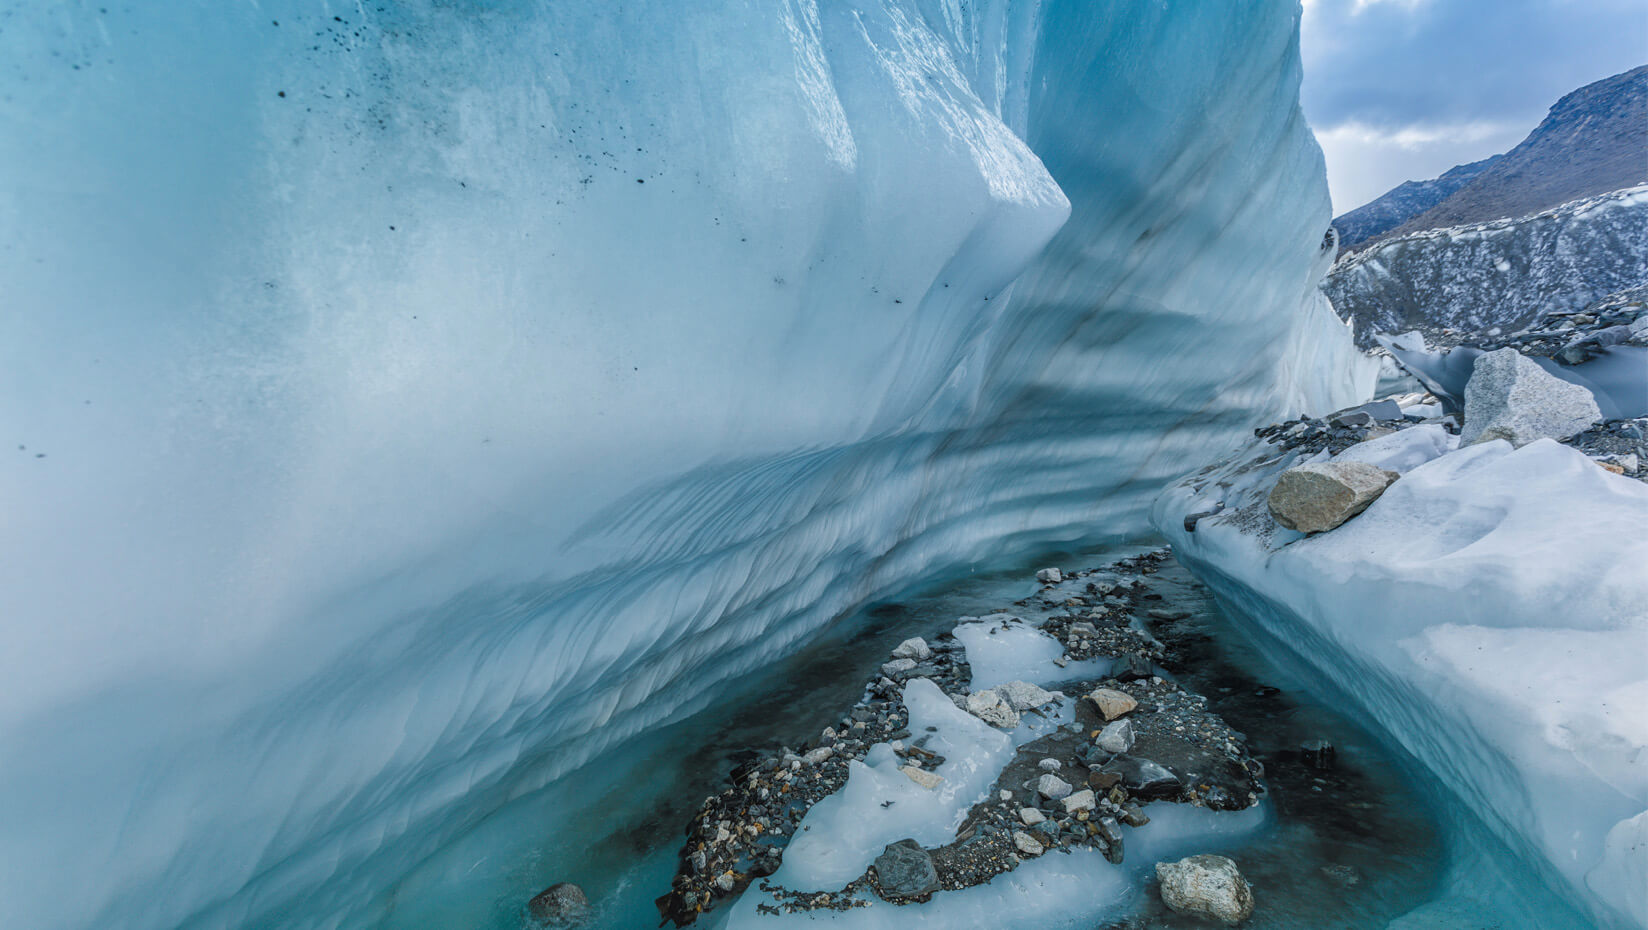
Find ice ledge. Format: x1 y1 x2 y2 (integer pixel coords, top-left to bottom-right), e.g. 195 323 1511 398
1152 434 1648 928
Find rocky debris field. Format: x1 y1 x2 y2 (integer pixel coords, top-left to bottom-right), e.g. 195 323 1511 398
1388 283 1648 358
654 549 1264 924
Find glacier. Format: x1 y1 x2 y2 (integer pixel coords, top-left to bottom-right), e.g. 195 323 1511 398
1156 428 1648 929
1325 186 1648 344
0 2 1371 929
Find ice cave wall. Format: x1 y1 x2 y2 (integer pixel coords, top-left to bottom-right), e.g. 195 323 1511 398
0 2 1370 928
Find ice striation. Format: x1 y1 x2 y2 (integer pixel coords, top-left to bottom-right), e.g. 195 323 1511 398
0 2 1368 929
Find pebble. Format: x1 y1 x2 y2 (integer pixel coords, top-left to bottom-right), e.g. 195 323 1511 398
1036 773 1073 801
1013 831 1045 856
1087 688 1139 721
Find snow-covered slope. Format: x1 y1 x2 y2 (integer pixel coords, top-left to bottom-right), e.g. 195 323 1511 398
0 3 1369 929
1325 186 1648 345
1156 432 1648 929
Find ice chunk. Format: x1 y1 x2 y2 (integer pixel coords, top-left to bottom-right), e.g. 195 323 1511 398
1159 436 1648 927
771 679 1012 891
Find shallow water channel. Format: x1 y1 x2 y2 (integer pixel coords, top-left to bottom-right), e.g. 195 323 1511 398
380 546 1449 929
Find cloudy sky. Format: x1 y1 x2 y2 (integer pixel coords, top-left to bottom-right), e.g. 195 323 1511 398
1299 0 1648 213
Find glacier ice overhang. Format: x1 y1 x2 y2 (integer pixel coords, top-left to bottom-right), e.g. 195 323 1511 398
0 2 1370 928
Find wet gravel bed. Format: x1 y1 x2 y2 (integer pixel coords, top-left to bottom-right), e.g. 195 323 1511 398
658 549 1265 923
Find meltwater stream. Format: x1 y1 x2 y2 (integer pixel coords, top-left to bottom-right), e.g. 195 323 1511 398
381 549 1448 929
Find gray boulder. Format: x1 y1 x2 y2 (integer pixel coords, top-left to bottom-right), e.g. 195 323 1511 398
1267 461 1398 533
872 839 939 901
1155 855 1254 924
527 883 591 926
1460 348 1601 446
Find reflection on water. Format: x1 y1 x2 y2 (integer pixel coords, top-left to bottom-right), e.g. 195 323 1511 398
381 548 1451 930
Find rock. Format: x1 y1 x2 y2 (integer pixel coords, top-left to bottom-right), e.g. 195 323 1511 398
1038 758 1062 772
1062 788 1096 813
1098 816 1125 864
1599 461 1625 475
900 765 943 790
1460 348 1602 447
801 746 834 765
1036 773 1073 801
891 637 931 661
1019 807 1046 825
1013 831 1045 857
881 657 918 678
1087 688 1138 721
1146 608 1191 621
1110 654 1153 682
994 680 1055 711
1088 770 1122 792
1301 739 1336 770
873 839 940 901
1100 754 1182 800
527 883 592 926
963 690 1020 728
1155 855 1255 924
1036 567 1063 584
1095 718 1136 753
1266 461 1398 533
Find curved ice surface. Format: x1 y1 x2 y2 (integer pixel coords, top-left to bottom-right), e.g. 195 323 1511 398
1158 438 1648 928
0 2 1367 928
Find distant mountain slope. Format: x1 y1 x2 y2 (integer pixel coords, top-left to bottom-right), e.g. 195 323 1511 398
1335 64 1648 254
1333 156 1500 249
1324 186 1648 346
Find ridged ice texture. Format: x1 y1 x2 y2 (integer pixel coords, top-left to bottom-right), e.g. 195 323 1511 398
0 3 1368 929
1325 186 1648 344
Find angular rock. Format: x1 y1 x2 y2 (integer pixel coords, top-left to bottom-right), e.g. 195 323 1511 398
994 680 1055 711
963 690 1020 728
1087 688 1138 721
1061 788 1096 814
1038 758 1062 772
1155 854 1255 925
801 746 834 765
1036 772 1073 801
1095 718 1136 754
873 839 940 901
1100 754 1182 800
528 883 592 926
1460 347 1602 447
881 657 918 678
1036 567 1063 584
900 765 943 790
1266 461 1398 533
1013 831 1045 856
1018 807 1046 826
891 637 931 661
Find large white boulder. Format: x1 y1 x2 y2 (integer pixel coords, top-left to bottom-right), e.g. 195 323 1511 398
1155 854 1254 924
1460 348 1601 447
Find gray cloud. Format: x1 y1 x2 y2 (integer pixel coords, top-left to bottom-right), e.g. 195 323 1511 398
1300 0 1647 209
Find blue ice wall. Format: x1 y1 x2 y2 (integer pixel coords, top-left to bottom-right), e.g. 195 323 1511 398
0 2 1369 928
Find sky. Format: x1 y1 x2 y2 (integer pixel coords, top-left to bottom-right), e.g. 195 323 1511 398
1299 0 1648 213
